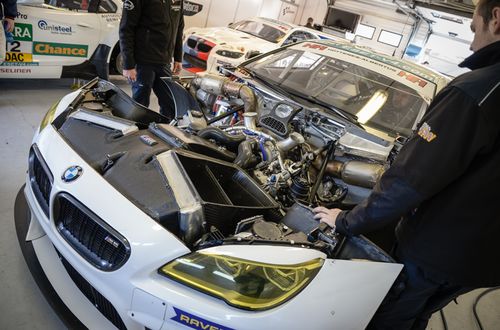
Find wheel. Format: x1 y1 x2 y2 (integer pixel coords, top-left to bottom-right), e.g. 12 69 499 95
114 51 124 76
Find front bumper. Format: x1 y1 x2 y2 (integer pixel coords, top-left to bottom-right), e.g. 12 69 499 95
16 124 402 330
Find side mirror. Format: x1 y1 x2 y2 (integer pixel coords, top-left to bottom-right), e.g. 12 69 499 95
245 50 261 59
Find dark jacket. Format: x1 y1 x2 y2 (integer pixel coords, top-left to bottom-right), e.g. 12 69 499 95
1 0 17 19
336 41 500 287
119 0 184 70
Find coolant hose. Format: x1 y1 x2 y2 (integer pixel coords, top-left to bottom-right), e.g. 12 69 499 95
234 140 259 169
198 127 245 153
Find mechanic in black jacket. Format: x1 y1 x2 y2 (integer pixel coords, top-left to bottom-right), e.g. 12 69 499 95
314 0 500 329
119 0 184 119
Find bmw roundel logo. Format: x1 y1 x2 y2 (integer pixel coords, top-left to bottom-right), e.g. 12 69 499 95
62 166 83 183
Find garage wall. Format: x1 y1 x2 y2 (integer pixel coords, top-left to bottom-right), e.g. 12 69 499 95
184 0 307 29
295 0 328 26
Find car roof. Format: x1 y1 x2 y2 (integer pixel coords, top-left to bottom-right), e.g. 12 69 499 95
246 17 297 31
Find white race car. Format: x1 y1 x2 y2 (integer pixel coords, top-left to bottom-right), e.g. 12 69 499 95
16 40 449 330
183 17 333 73
0 0 122 79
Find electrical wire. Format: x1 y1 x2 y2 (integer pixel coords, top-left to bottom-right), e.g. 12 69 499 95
439 308 448 330
473 286 500 330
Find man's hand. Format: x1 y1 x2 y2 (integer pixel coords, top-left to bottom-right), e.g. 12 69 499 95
123 68 137 82
4 18 15 33
172 61 182 75
313 206 342 228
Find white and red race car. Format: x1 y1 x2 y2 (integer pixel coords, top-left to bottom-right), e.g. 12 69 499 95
183 16 334 73
0 0 122 79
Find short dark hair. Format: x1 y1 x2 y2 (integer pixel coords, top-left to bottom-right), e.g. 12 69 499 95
477 0 500 24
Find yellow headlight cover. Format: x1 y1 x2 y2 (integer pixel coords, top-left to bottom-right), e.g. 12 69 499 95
39 101 59 132
159 252 324 311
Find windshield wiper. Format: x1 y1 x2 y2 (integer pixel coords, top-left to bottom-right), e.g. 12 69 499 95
243 69 300 101
277 86 364 129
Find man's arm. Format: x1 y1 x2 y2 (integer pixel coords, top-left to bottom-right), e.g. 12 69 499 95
324 86 491 236
172 4 184 74
2 0 17 32
119 0 142 70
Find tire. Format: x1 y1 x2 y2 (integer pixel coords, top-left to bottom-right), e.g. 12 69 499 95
115 51 123 76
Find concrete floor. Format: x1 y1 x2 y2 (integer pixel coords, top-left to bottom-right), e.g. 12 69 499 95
0 77 499 330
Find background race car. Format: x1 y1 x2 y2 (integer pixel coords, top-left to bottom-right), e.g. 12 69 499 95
0 0 122 79
183 17 335 73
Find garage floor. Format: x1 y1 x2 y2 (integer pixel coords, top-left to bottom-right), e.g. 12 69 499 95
0 78 498 330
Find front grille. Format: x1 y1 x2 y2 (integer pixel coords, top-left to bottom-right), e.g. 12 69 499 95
183 53 207 69
260 116 287 135
187 38 197 49
197 43 213 53
58 250 127 330
53 193 130 271
28 145 53 217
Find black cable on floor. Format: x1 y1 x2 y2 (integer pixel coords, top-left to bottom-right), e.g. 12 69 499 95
439 309 448 330
473 286 500 330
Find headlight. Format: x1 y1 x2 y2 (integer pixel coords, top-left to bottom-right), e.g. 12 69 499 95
215 49 244 59
39 101 59 132
159 252 323 311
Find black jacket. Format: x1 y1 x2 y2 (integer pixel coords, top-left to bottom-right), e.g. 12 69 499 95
1 0 17 19
336 41 500 287
119 0 184 69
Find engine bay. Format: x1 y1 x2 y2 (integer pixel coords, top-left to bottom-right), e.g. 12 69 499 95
53 76 399 261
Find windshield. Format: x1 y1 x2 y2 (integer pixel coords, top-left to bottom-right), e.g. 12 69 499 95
244 48 427 137
231 20 286 44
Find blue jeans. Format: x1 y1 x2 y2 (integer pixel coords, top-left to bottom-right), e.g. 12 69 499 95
131 63 175 119
368 247 475 330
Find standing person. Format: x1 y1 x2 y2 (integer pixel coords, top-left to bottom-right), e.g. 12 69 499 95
304 17 314 29
1 0 17 63
314 0 500 329
119 0 184 119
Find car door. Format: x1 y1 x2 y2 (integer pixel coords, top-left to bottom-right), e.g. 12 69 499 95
2 1 101 78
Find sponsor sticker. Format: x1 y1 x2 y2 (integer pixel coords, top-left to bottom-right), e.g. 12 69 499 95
17 12 28 20
13 23 33 42
0 62 38 67
183 1 203 16
38 20 74 35
171 307 235 330
0 68 32 74
101 14 121 22
33 42 88 57
4 52 33 63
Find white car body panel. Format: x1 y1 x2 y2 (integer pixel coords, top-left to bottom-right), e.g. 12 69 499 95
21 90 403 328
0 3 121 79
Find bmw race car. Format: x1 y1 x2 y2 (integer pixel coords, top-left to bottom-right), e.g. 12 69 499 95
183 17 334 74
0 0 122 79
16 40 449 329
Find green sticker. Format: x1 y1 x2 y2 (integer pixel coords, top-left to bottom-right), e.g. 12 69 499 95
33 42 88 58
13 23 33 42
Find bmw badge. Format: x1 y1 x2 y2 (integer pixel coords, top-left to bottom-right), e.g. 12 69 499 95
62 166 83 183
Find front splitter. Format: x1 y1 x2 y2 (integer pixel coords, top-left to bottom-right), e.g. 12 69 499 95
14 185 86 330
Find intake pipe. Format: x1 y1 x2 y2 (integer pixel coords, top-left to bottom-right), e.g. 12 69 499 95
190 74 257 114
326 160 386 189
198 126 245 153
234 140 260 169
